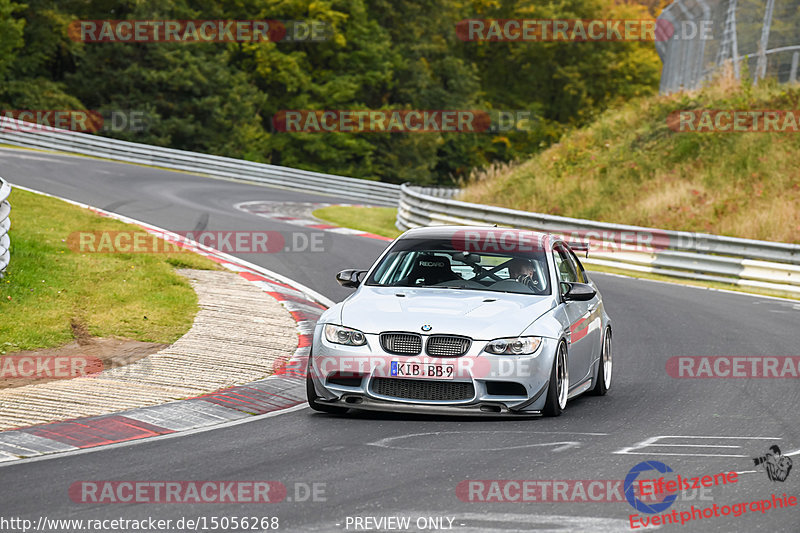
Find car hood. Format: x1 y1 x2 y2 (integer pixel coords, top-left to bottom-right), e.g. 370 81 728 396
339 286 555 340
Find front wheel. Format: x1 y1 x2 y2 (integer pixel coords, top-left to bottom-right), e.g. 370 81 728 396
590 329 612 396
543 341 569 417
306 357 349 415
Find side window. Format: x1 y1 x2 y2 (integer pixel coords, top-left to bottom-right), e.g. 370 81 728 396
553 245 578 283
566 249 587 283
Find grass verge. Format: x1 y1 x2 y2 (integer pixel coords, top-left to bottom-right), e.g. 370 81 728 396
0 188 220 353
460 77 800 243
312 205 402 239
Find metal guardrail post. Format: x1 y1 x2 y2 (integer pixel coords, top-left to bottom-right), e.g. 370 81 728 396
0 178 11 278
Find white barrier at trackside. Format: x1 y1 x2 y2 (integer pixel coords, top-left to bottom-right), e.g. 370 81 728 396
396 184 800 295
0 178 10 277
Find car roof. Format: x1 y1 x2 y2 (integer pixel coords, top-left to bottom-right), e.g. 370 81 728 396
400 225 553 243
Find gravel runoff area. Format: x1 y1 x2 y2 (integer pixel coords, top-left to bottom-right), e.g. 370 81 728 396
0 269 298 431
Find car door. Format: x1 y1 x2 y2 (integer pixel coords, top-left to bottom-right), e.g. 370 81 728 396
567 247 603 375
552 244 597 388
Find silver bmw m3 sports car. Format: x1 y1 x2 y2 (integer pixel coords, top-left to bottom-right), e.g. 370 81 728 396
307 226 612 416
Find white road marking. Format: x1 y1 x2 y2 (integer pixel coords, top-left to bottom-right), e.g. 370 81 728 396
649 444 741 448
551 442 581 452
368 430 606 452
326 227 365 235
614 435 782 457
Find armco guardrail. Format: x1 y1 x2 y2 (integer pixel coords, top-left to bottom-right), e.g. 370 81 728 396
0 117 399 206
397 184 800 295
0 177 10 278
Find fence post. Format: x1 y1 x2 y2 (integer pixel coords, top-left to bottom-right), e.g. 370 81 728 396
0 178 11 278
754 0 776 84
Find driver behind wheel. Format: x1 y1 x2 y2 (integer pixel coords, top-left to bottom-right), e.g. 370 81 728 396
507 258 540 289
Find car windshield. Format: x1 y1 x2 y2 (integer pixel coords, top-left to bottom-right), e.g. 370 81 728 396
365 236 551 295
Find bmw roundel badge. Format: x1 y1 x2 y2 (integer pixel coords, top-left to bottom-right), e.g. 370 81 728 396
421 324 432 332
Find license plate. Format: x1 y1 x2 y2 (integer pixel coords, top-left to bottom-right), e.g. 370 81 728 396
391 361 454 379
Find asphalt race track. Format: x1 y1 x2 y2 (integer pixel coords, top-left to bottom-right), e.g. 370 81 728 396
1 147 799 532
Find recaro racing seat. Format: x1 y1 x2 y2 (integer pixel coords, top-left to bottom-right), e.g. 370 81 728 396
401 254 460 286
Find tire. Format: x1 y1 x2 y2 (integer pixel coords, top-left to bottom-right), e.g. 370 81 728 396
543 341 569 417
306 357 349 415
590 329 612 396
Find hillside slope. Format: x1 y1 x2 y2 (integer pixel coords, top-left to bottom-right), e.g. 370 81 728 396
460 79 800 243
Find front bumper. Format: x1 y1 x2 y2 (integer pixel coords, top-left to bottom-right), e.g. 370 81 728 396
309 325 557 414
319 394 543 416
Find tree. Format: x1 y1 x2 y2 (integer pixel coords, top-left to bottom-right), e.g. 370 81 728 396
0 0 25 80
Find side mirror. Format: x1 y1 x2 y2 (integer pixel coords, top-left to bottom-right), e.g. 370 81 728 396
336 269 367 288
560 282 596 302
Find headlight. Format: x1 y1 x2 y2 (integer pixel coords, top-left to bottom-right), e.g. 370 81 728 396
485 336 542 355
324 324 367 346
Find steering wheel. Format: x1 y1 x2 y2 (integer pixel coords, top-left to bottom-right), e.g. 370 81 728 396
515 274 548 295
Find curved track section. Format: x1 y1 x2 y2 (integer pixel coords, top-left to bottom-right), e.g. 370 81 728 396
1 147 798 532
